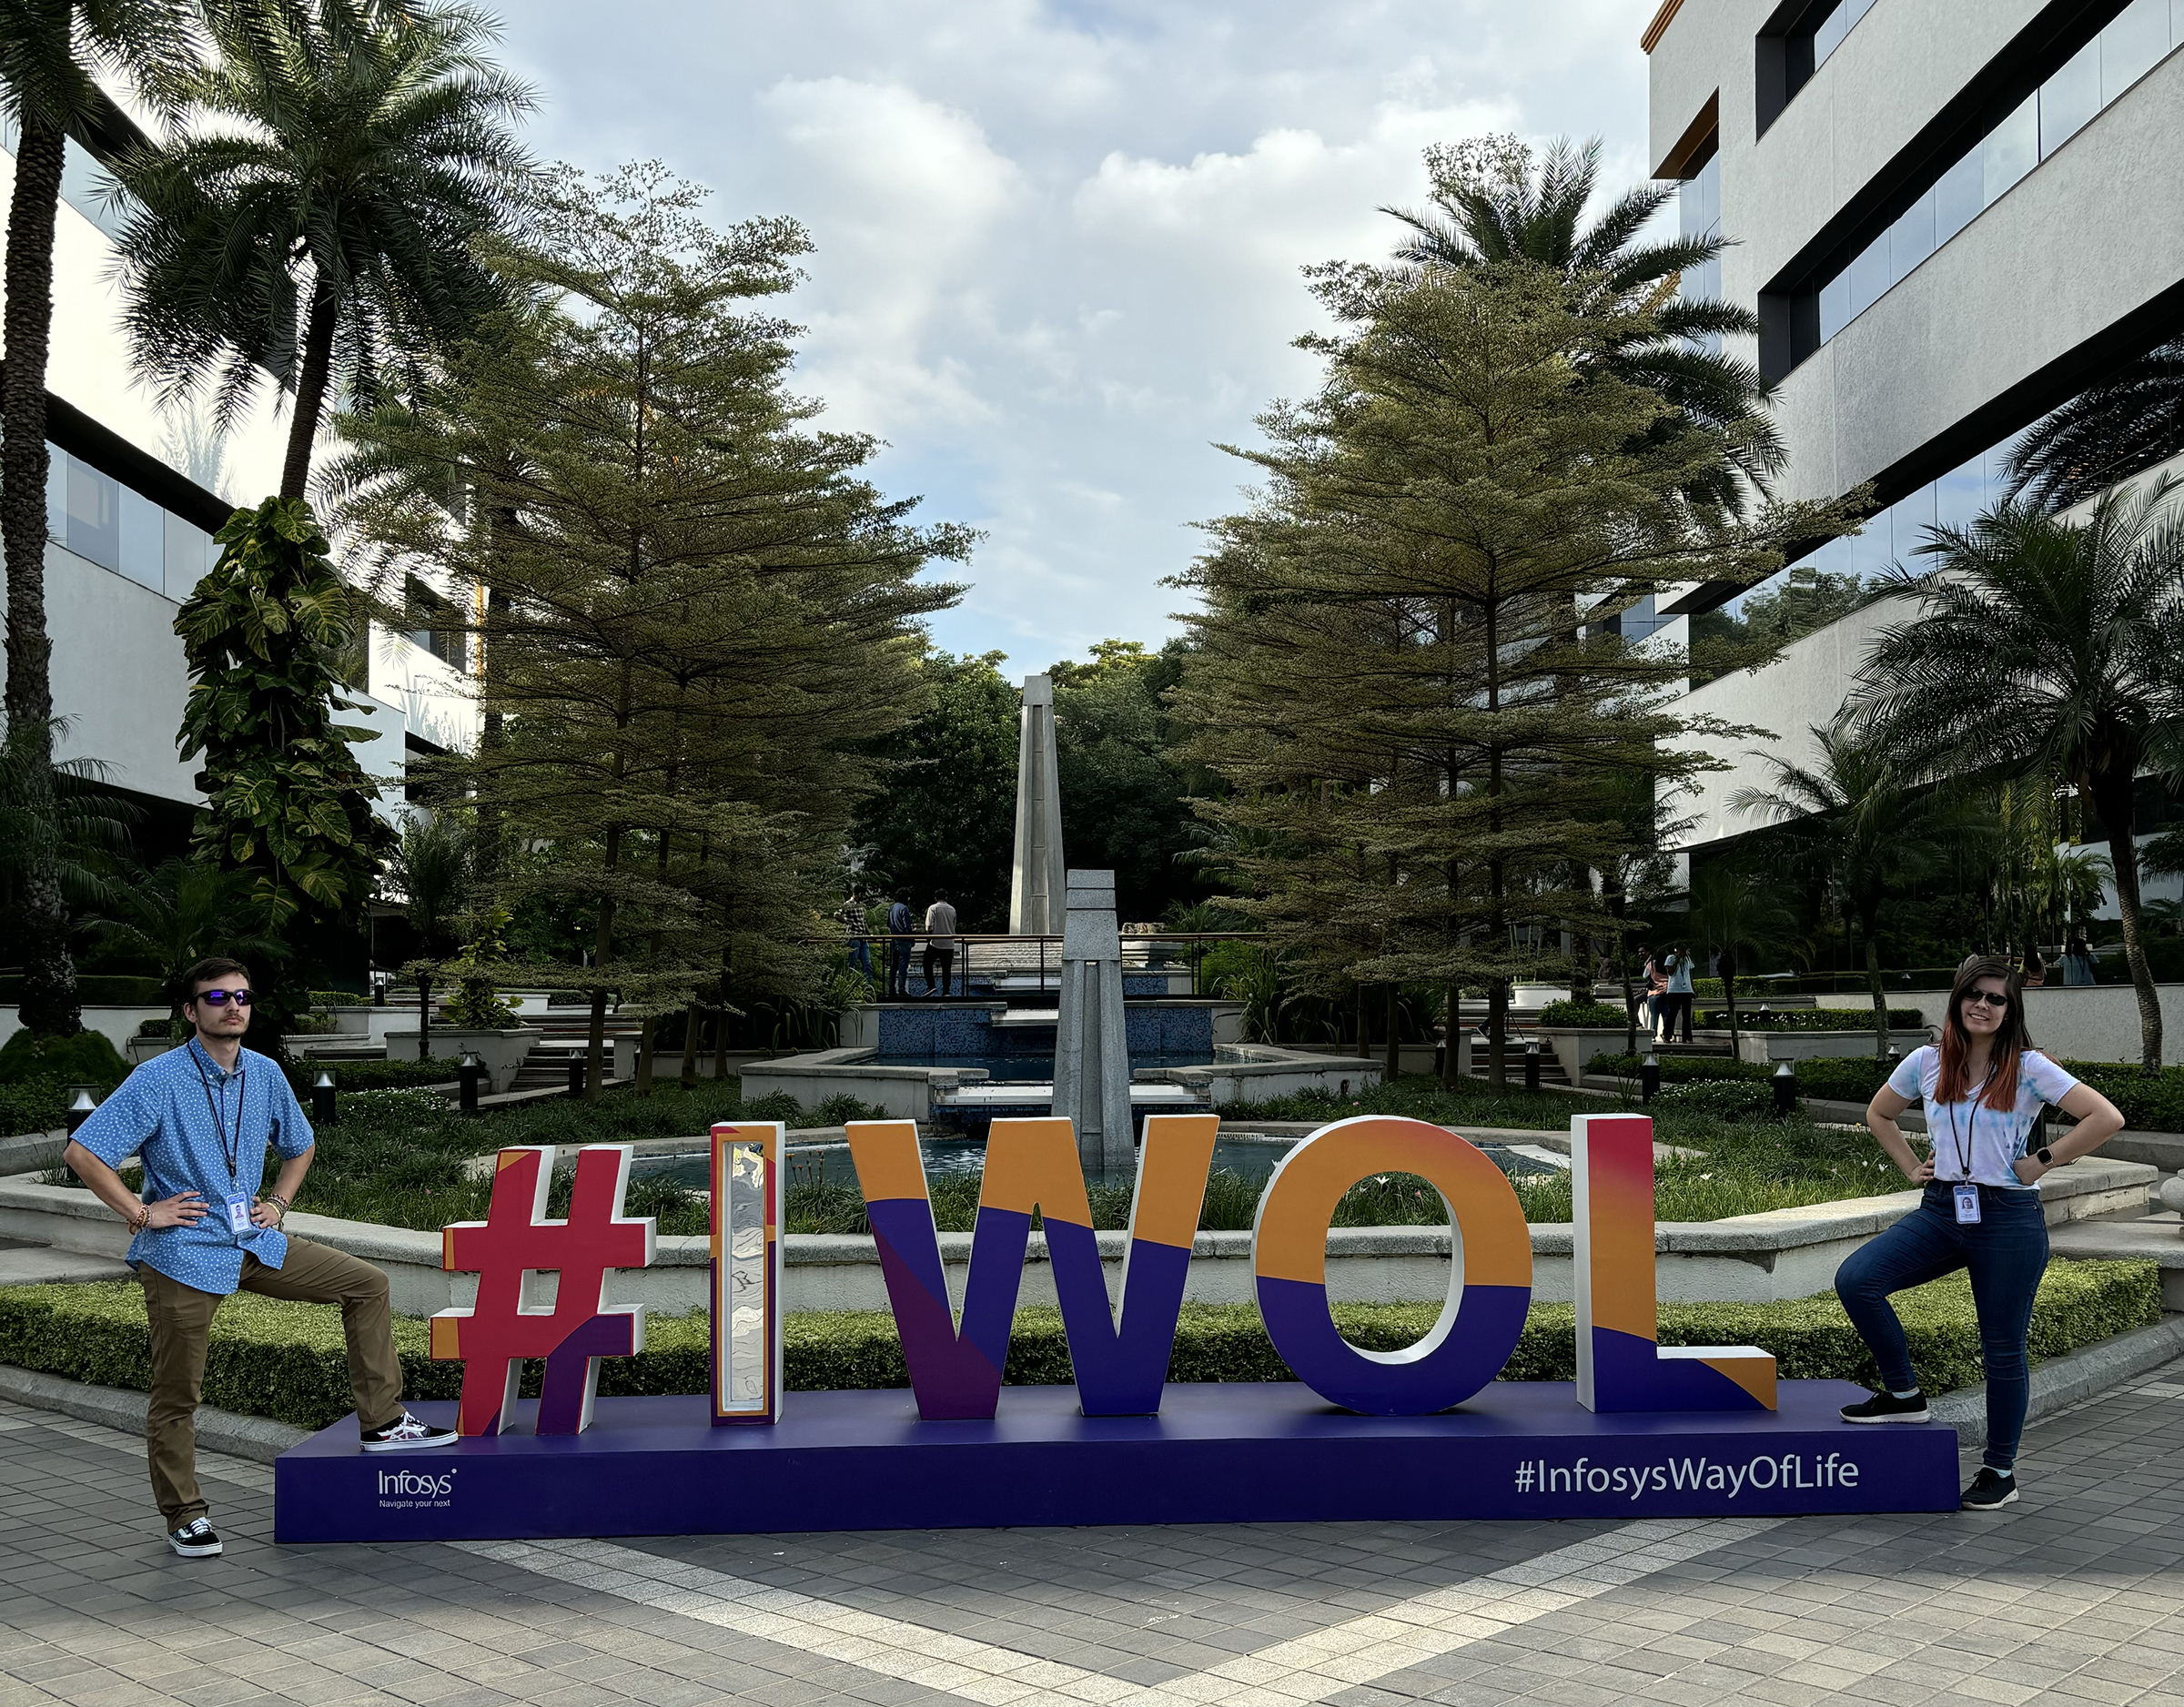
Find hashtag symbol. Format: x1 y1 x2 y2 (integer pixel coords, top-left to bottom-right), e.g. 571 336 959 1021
431 1146 657 1435
1514 1460 1535 1492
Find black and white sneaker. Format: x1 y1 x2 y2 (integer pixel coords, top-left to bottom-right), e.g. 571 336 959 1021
1961 1468 2020 1510
167 1517 222 1558
1839 1389 1931 1424
359 1411 459 1452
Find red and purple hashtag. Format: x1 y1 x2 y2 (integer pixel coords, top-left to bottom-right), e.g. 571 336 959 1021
430 1146 657 1435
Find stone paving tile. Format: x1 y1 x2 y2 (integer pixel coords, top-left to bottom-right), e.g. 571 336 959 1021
3 1367 2184 1705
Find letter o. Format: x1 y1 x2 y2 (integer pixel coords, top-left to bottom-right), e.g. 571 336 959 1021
1749 1456 1780 1490
1252 1116 1533 1415
1588 1468 1611 1493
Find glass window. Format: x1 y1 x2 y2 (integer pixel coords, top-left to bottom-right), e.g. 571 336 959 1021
1935 452 1988 532
118 485 162 591
1818 270 1851 344
2101 0 2171 103
1845 233 1890 321
1812 0 1878 69
66 458 120 572
1932 147 1985 247
1986 93 2038 202
1887 189 1935 288
2041 38 2101 157
45 445 67 544
56 137 128 243
164 510 210 602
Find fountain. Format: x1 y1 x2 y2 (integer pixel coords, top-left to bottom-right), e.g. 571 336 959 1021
1009 672 1066 936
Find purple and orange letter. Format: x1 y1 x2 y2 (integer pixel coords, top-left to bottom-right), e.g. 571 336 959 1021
1572 1113 1775 1412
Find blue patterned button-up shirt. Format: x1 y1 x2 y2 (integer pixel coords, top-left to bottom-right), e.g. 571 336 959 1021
75 1039 316 1295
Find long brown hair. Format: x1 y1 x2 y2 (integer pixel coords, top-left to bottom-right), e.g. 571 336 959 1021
1936 954 2031 1111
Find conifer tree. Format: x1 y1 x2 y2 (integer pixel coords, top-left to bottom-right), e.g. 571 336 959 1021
336 165 968 1093
1175 260 1846 1086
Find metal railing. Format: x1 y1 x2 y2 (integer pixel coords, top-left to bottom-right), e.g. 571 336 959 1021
824 931 1265 1000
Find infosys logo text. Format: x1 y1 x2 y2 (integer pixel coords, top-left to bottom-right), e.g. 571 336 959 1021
379 1469 455 1498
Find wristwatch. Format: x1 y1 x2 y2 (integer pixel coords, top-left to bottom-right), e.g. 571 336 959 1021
2035 1147 2054 1166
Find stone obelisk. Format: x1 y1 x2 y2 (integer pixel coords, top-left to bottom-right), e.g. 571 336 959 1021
1009 673 1067 936
1053 869 1133 1176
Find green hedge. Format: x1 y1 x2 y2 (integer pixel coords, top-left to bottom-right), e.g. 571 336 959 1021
280 1058 464 1095
2059 1062 2184 1133
0 1262 2157 1432
1587 1050 1897 1105
1698 1007 1925 1032
0 974 166 1005
1536 1000 1628 1028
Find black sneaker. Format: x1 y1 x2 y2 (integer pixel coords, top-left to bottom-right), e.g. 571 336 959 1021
1839 1389 1930 1424
1961 1468 2019 1510
359 1411 459 1452
167 1517 222 1558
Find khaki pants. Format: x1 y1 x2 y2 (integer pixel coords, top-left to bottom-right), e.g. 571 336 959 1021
139 1237 404 1528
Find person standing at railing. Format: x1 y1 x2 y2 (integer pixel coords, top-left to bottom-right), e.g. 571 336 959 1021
1661 949 1695 1043
1641 948 1668 1041
923 890 958 996
885 894 915 998
842 894 872 983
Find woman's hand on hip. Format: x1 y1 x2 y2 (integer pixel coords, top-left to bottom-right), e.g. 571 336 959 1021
1904 1156 1935 1184
2011 1155 2052 1185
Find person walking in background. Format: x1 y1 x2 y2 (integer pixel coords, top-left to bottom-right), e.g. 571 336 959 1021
1661 948 1696 1044
1642 948 1668 1041
922 889 959 996
885 894 915 998
1836 955 2123 1508
842 894 872 983
2021 944 2047 987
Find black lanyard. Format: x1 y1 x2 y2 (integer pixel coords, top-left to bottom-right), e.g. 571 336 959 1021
190 1042 246 1186
1945 1062 1999 1181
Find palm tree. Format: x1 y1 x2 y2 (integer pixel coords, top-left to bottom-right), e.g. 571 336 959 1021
106 0 532 500
1 718 133 986
387 811 468 1059
1850 482 2184 1071
1684 864 1799 1056
1731 721 1951 1058
1 0 195 1037
1382 134 1781 511
2003 339 2184 514
94 858 286 1030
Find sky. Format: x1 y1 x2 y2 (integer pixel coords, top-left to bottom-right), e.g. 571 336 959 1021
496 1 1658 671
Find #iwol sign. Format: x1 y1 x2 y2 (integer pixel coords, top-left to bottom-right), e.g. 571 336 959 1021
272 1112 1958 1541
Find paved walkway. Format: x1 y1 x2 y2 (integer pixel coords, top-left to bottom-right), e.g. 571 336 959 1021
3 1369 2183 1707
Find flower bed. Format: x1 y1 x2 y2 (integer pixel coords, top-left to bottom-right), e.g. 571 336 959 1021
0 1263 2157 1432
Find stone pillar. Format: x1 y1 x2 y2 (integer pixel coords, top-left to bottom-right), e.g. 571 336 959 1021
1053 869 1133 1176
1009 673 1067 936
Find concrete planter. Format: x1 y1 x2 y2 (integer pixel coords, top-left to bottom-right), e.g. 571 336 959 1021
1534 1027 1645 1088
4 1154 2151 1318
1732 1028 1932 1066
380 1027 539 1093
125 1035 179 1065
741 1047 985 1119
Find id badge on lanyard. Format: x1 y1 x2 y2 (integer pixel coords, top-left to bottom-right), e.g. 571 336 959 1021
224 1191 254 1235
1953 1183 1981 1225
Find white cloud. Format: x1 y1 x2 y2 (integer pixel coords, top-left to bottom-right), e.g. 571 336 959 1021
499 0 1655 666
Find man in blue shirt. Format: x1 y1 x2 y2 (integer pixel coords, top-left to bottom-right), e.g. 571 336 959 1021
66 958 455 1559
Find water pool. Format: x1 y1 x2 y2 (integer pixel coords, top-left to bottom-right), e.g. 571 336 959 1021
629 1134 1563 1190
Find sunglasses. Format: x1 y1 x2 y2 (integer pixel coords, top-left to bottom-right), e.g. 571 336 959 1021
192 989 254 1007
1962 989 2010 1009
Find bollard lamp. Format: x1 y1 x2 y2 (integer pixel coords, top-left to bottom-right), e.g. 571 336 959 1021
1640 1050 1661 1105
310 1068 338 1128
459 1050 485 1116
64 1086 100 1136
1522 1036 1541 1094
1772 1058 1797 1116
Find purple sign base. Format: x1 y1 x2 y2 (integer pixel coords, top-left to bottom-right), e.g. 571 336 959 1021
275 1380 1959 1543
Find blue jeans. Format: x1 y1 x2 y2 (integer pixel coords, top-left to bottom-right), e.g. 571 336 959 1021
1835 1182 2048 1470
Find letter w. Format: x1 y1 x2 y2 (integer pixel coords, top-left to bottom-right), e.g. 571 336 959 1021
846 1115 1216 1419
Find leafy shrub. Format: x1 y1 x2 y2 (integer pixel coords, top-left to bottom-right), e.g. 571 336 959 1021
281 1057 465 1095
308 990 372 1007
1586 1052 1773 1084
2058 1061 2184 1133
1652 1079 1775 1121
0 1262 2155 1430
0 1028 128 1089
813 1092 889 1126
1537 999 1628 1028
0 1075 72 1136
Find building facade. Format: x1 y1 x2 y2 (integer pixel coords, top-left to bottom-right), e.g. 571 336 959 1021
1643 0 2184 856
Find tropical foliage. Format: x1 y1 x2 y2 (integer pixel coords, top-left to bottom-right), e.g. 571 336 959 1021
176 496 394 934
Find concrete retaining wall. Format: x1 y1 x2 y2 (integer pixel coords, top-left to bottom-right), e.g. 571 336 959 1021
3 1155 2149 1318
1817 985 2184 1067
